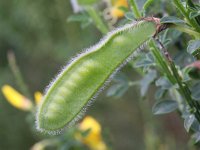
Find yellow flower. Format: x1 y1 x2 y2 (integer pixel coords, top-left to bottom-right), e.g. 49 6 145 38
76 116 107 150
34 91 42 105
1 84 33 111
111 0 128 18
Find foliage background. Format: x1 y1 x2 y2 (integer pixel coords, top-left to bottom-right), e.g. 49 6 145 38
0 0 192 149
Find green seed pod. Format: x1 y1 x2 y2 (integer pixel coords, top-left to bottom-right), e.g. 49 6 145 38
37 18 161 134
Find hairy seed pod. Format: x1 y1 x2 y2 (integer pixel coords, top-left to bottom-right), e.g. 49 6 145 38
37 18 160 134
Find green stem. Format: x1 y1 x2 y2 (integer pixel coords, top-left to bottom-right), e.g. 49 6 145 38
173 0 200 32
170 24 200 38
149 40 176 84
85 6 109 34
153 39 200 122
169 62 200 122
7 51 32 99
129 0 142 19
169 24 200 60
142 0 154 15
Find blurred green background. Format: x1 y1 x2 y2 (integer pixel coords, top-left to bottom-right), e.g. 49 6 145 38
0 0 191 150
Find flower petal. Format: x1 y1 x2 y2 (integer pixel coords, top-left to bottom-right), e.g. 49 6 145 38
1 85 33 111
76 116 107 150
111 0 128 18
34 91 43 105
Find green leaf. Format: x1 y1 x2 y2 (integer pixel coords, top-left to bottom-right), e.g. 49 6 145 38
185 66 200 80
135 59 154 68
155 88 166 100
160 16 186 25
191 82 200 101
185 61 200 79
143 0 154 11
184 115 195 132
155 77 172 89
186 0 200 25
146 52 155 62
106 83 129 98
125 12 135 21
160 29 182 46
68 13 92 29
67 14 89 22
163 39 172 46
152 100 178 115
80 20 92 28
187 40 200 55
190 118 200 132
193 132 200 143
107 73 129 98
189 11 200 19
140 70 157 97
186 0 195 8
113 73 129 82
135 52 155 68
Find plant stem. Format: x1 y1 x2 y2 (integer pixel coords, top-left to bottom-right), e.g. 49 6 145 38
149 40 176 84
143 0 154 14
7 51 32 99
154 39 200 122
170 24 200 38
169 24 200 60
173 0 200 32
85 6 109 34
169 61 200 122
129 0 142 19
